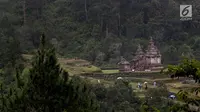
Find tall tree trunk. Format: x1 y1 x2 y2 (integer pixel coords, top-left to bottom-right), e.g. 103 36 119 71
100 15 103 34
23 0 26 25
84 0 88 22
118 13 121 37
37 8 40 19
106 26 109 38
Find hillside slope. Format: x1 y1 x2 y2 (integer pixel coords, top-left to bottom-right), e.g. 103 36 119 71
22 54 102 75
1 0 200 67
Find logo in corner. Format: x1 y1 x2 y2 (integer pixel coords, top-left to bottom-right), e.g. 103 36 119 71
180 5 192 21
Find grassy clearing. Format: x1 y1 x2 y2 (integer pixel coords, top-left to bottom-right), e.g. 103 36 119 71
129 81 156 98
58 58 102 75
22 54 200 100
133 71 162 73
166 82 200 100
130 82 154 88
168 87 180 93
129 77 155 82
85 77 114 87
23 54 102 75
127 76 200 100
61 65 102 75
102 70 119 74
81 66 101 73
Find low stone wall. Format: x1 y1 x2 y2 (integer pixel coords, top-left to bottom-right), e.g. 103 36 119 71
101 67 119 70
81 72 166 80
81 73 117 80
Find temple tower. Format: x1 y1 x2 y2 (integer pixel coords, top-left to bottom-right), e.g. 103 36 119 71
118 37 163 72
131 44 146 71
133 44 144 60
136 44 144 57
145 37 162 69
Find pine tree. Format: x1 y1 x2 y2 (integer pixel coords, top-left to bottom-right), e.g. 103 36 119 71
27 34 99 112
27 34 64 111
0 34 99 112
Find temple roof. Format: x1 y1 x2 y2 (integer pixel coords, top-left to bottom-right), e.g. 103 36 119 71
132 44 145 61
145 37 161 56
135 44 144 56
118 56 130 65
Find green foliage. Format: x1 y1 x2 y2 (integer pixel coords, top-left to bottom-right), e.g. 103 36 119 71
102 69 119 74
144 87 171 112
169 103 188 112
1 0 200 66
140 103 161 112
92 80 141 112
82 66 102 73
0 36 21 67
0 34 99 112
66 76 99 112
165 57 200 82
177 90 189 102
165 58 200 111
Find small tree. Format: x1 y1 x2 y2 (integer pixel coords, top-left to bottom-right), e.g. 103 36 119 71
165 58 200 82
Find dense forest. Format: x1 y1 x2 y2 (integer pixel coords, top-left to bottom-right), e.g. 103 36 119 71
0 0 200 67
1 0 200 112
0 34 199 112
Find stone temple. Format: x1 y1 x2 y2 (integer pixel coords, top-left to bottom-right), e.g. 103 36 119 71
118 37 163 72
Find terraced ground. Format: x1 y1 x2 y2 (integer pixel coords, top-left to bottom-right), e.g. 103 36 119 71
102 70 119 74
58 58 101 75
83 72 200 101
22 54 200 101
131 78 200 99
22 54 102 75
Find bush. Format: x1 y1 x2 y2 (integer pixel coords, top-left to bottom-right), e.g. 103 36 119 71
144 87 171 111
92 80 141 112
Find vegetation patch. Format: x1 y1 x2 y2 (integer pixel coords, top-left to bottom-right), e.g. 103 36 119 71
81 66 102 73
23 54 102 75
0 69 3 74
102 69 119 74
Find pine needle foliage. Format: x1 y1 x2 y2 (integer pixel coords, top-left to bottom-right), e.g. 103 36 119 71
0 34 99 112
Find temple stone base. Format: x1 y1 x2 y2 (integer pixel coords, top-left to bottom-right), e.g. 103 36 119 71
151 66 164 71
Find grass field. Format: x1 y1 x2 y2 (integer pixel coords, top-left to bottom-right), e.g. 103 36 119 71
61 65 102 75
22 54 102 75
85 77 114 88
22 54 200 101
130 77 200 94
102 70 119 74
88 73 200 101
59 58 102 75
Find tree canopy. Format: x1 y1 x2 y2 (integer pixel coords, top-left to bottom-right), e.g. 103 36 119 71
165 57 200 83
0 34 99 112
0 0 200 66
